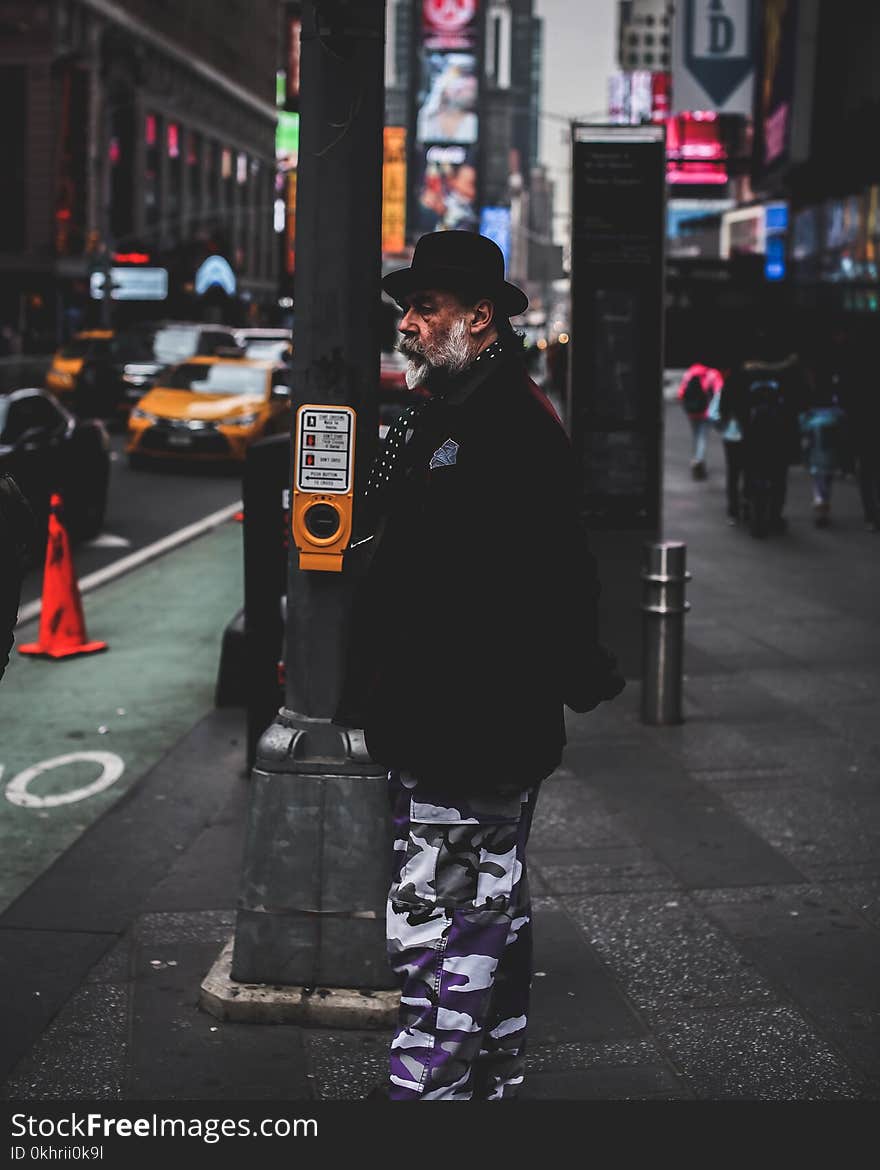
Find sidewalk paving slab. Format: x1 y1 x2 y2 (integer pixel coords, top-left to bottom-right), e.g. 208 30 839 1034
2 405 880 1107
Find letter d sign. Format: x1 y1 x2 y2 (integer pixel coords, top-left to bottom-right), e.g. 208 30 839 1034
709 7 734 54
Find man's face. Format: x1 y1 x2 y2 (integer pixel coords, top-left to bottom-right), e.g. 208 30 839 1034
397 289 476 388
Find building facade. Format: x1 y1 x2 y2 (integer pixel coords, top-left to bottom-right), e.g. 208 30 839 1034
0 0 281 349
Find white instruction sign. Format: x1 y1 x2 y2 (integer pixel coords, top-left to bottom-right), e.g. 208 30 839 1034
296 406 355 493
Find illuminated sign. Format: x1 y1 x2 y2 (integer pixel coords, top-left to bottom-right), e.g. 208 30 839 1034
90 267 168 301
666 112 727 185
479 206 511 272
194 255 236 296
285 171 297 276
382 127 407 255
276 111 299 172
758 0 798 169
719 200 788 280
417 51 478 144
413 145 478 235
412 1 480 239
422 0 479 46
112 251 151 264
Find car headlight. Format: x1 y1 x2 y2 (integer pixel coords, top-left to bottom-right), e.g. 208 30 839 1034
130 407 158 422
219 413 259 427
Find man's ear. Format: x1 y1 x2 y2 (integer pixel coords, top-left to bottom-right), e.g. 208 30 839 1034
469 298 495 337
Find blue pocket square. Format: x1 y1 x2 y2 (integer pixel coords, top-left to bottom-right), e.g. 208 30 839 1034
429 438 459 469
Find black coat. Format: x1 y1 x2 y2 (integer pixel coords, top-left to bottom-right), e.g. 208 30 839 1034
0 475 36 682
334 347 624 794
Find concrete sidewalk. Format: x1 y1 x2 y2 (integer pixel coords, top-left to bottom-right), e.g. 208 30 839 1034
1 404 879 1104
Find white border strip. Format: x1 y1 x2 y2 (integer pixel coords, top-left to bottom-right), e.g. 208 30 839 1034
16 500 242 628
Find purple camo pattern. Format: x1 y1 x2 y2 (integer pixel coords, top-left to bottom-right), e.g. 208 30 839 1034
386 770 539 1100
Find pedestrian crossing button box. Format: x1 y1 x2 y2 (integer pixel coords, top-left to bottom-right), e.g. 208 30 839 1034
292 404 356 572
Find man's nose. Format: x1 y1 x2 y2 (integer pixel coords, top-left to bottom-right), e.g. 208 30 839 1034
399 307 416 332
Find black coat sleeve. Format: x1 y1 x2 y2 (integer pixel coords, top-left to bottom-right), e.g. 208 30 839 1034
0 475 37 683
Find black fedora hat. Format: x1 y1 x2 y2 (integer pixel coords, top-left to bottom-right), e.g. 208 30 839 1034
383 230 528 317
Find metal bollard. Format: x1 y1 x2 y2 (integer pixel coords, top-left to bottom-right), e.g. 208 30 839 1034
640 541 691 725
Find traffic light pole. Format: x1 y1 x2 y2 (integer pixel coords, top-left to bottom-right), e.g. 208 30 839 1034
229 1 394 995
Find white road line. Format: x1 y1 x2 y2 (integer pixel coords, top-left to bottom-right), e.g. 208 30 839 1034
16 500 242 627
84 533 132 549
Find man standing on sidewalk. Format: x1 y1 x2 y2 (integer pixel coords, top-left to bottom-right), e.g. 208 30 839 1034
335 231 625 1101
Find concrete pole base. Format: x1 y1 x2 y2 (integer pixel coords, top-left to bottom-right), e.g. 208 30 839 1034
199 937 399 1029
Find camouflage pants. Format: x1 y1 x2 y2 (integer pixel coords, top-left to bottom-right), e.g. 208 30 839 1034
386 770 540 1101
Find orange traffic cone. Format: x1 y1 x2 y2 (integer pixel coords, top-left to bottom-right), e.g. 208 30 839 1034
19 494 108 659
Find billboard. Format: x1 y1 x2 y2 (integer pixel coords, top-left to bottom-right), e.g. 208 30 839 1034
276 111 299 173
285 171 297 276
412 143 479 235
755 0 799 172
421 0 480 48
382 127 407 255
410 1 481 240
479 206 511 272
416 51 479 144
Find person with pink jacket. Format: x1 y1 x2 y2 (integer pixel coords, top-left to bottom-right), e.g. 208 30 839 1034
677 361 725 480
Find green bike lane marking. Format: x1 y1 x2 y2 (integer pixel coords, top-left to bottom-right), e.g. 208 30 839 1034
0 518 243 914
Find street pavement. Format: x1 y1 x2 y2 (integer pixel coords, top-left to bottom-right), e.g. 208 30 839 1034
18 432 243 611
1 402 879 1118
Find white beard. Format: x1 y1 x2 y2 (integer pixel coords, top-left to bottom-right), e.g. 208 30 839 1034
405 359 429 390
399 316 476 389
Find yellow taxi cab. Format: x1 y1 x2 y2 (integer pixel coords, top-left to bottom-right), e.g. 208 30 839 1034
45 330 113 399
125 355 291 465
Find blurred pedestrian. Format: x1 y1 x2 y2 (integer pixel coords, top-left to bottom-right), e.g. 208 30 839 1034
719 325 809 536
335 231 625 1101
676 361 724 480
836 324 880 532
799 382 848 529
0 474 37 682
708 371 745 525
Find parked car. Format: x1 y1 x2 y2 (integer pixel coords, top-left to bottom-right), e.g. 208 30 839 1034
126 356 292 466
233 327 293 362
45 330 114 402
75 320 243 424
0 388 110 549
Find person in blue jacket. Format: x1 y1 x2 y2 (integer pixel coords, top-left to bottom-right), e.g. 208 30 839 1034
799 390 847 528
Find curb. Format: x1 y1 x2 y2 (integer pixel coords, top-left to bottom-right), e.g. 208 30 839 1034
198 938 399 1030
